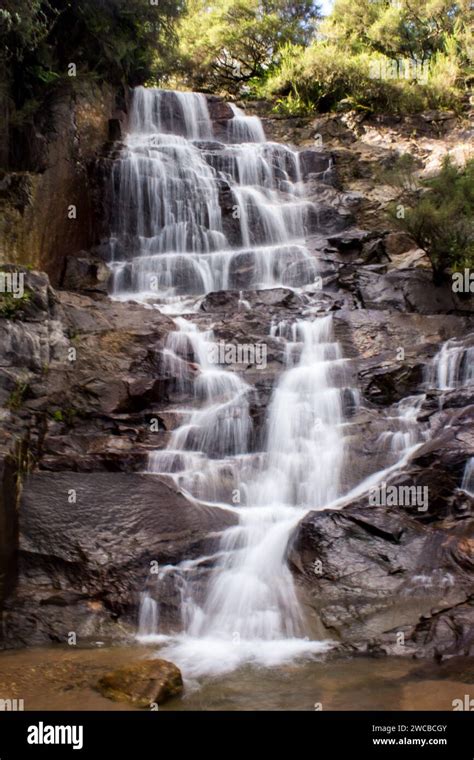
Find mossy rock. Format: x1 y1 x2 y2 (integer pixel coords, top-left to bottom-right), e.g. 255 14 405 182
96 659 183 708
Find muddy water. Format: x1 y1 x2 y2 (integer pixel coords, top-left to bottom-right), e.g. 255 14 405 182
0 646 471 711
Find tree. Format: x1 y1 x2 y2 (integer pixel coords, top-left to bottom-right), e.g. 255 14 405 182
175 0 320 93
0 0 185 108
322 0 472 63
395 156 474 282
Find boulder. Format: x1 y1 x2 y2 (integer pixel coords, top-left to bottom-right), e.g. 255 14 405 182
205 96 234 122
288 504 474 652
2 472 237 646
406 600 474 659
354 269 474 314
96 659 183 707
0 455 18 614
62 252 110 293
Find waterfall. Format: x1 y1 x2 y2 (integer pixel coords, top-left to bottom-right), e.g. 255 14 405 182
227 104 266 143
108 87 319 306
107 87 426 679
426 337 474 390
461 457 474 496
146 314 349 676
246 317 350 508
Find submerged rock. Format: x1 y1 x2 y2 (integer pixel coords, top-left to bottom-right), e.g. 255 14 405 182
96 659 183 707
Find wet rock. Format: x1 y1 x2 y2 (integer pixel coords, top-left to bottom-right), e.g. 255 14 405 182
298 150 334 180
288 504 474 653
205 96 234 122
200 291 241 312
0 455 18 614
362 237 388 264
108 118 123 142
96 659 183 707
2 472 237 646
62 252 110 293
406 599 474 659
327 229 376 254
358 360 423 405
354 269 474 314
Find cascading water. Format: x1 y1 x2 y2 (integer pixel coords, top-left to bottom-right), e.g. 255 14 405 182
425 337 474 390
144 313 350 677
108 86 319 307
107 87 456 680
105 87 348 676
461 458 474 496
246 317 350 508
425 334 474 498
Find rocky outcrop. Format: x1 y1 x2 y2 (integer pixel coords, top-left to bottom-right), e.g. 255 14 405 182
0 82 126 283
0 455 18 617
0 96 472 660
288 503 474 656
2 472 236 647
96 659 183 707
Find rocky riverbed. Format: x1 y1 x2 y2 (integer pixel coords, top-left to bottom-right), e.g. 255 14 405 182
0 645 473 711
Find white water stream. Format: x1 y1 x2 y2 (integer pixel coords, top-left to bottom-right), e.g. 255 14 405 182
108 87 473 680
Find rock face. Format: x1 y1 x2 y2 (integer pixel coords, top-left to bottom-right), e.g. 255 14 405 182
0 82 125 282
0 455 17 615
2 472 236 646
288 504 474 657
0 94 473 661
96 659 183 707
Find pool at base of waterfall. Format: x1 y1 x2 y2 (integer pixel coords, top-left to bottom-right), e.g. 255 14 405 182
0 645 470 711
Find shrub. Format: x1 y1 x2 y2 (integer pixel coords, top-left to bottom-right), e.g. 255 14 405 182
258 40 465 115
394 156 474 281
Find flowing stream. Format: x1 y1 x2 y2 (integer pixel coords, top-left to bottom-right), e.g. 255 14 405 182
108 87 473 681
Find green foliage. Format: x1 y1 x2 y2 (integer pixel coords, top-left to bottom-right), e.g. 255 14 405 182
1 0 184 110
6 380 28 411
273 90 314 116
260 36 466 114
258 42 370 111
0 289 31 318
51 407 77 425
173 0 320 94
322 0 471 63
0 1 57 64
376 152 420 191
211 0 471 111
394 156 474 280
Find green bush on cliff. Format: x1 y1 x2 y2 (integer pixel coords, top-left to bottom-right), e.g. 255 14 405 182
258 41 464 114
394 156 474 281
0 289 31 318
256 0 471 115
168 0 471 113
